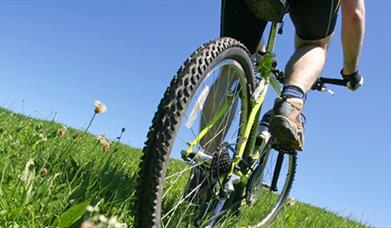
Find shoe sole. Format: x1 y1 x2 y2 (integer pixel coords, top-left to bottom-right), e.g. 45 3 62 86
269 115 303 152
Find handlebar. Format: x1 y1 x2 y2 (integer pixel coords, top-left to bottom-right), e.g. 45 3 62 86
271 70 363 95
312 76 364 95
312 77 347 90
311 77 348 96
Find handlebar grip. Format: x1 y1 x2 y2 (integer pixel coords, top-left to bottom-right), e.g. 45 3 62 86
346 75 364 91
341 70 364 91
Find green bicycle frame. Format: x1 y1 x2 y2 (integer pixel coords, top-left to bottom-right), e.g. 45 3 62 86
183 22 282 179
228 22 282 176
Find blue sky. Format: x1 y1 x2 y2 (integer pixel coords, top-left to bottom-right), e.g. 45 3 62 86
0 1 390 226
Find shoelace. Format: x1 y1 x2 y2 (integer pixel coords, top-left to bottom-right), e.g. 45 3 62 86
300 113 307 132
300 113 307 125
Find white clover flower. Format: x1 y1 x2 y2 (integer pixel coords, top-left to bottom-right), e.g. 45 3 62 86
287 198 297 206
108 216 118 225
96 135 107 144
99 215 108 223
104 216 127 228
86 205 95 212
39 133 47 141
86 204 100 213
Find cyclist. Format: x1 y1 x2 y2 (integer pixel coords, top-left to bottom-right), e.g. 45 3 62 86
204 0 365 152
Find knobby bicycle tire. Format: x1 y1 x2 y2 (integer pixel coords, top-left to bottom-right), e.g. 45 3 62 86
135 37 255 227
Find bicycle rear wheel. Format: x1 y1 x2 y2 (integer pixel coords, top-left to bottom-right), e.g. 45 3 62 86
135 38 255 227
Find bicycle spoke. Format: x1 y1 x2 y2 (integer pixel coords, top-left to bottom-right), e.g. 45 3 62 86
162 180 205 221
163 162 210 200
165 161 206 181
202 85 243 152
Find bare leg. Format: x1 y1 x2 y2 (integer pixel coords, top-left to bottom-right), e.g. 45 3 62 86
269 35 333 151
284 35 332 92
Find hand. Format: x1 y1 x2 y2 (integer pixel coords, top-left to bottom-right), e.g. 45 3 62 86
340 69 364 91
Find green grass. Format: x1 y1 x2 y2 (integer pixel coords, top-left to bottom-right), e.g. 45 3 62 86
0 107 366 227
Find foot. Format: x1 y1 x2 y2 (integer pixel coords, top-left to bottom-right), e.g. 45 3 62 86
269 97 305 152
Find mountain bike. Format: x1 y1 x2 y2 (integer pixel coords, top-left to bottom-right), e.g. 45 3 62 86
134 5 360 227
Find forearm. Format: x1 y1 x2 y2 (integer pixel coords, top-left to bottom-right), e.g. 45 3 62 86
341 0 366 74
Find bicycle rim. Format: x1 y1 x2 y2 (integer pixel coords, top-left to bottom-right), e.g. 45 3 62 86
240 146 297 227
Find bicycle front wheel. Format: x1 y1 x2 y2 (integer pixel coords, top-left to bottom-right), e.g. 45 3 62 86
135 38 255 227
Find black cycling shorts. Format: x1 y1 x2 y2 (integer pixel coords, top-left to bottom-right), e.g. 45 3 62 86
221 0 341 54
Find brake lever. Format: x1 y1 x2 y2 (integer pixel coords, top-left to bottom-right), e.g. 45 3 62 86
320 86 335 96
312 80 335 96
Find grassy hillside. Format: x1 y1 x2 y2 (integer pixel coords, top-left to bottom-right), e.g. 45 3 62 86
0 107 365 227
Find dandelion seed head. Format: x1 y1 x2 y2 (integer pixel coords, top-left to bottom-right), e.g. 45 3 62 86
102 141 111 152
57 127 67 137
40 168 48 176
96 135 111 152
94 100 107 113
